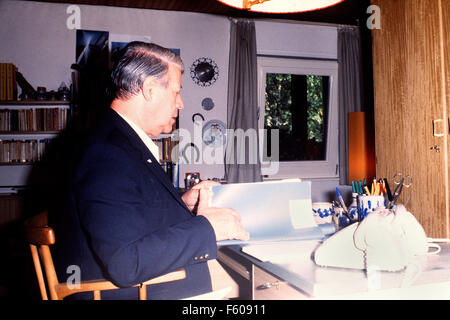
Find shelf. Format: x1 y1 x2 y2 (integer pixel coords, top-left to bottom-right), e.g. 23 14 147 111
0 131 60 134
0 106 70 132
154 133 175 139
0 133 59 141
0 100 70 106
0 162 34 166
0 164 33 187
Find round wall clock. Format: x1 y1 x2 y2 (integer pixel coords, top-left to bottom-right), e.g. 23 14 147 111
190 58 219 87
202 120 227 148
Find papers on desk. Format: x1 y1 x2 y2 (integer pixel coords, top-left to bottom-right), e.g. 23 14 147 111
241 240 322 263
211 179 334 246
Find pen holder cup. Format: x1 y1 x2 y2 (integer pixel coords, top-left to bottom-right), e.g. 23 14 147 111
332 207 352 230
312 202 333 224
357 195 386 220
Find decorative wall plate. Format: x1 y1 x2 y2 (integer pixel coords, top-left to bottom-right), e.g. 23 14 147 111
201 97 215 111
190 58 219 87
202 120 227 148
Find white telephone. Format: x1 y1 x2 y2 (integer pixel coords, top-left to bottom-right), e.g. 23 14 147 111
314 204 440 271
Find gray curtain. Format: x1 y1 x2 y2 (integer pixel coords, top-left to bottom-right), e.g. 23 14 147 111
337 26 364 185
225 19 262 183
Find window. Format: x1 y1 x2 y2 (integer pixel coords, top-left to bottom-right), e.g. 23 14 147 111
257 56 339 179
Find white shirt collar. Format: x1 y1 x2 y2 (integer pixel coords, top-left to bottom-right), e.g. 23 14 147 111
115 111 160 161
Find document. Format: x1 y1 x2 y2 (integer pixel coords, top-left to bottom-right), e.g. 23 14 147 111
241 240 321 263
210 179 332 245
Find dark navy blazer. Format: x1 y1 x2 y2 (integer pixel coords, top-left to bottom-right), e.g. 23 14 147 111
53 108 217 299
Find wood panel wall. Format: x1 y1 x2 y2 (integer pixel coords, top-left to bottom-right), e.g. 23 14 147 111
371 0 449 238
441 0 450 239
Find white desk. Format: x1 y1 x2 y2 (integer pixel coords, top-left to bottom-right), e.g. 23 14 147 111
218 242 450 299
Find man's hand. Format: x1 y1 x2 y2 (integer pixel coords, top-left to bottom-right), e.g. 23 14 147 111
195 187 250 242
182 180 221 213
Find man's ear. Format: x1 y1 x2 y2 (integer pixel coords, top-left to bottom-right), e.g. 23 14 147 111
141 77 158 102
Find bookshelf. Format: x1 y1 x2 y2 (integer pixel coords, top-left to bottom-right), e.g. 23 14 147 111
0 100 71 188
0 100 183 190
152 133 180 188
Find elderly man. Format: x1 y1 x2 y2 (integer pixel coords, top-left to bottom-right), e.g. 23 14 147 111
54 41 248 299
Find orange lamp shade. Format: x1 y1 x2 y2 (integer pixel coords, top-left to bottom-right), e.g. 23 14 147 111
216 0 344 13
347 112 376 184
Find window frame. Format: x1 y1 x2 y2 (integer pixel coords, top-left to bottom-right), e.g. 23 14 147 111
257 56 339 179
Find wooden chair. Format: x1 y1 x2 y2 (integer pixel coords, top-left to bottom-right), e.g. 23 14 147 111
24 211 186 300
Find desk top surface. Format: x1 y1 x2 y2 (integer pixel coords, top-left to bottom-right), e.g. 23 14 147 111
225 241 450 298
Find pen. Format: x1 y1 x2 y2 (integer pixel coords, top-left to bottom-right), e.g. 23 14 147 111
352 181 359 194
335 187 348 213
371 179 377 195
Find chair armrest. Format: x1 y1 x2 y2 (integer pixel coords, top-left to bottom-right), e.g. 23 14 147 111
55 279 121 299
140 268 186 286
54 268 186 300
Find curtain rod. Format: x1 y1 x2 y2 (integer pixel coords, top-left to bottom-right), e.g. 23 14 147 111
228 16 359 28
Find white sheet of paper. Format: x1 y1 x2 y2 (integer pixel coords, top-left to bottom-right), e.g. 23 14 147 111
212 179 322 245
242 240 321 263
289 199 317 229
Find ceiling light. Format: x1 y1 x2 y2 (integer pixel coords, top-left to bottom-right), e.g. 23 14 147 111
217 0 345 14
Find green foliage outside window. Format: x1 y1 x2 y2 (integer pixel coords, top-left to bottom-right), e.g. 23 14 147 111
265 73 292 131
306 75 325 143
265 73 325 143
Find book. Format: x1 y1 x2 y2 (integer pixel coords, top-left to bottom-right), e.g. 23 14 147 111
6 63 13 100
0 63 5 100
210 179 335 246
12 65 17 100
0 63 17 101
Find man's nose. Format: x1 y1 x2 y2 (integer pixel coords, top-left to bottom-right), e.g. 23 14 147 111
177 96 184 110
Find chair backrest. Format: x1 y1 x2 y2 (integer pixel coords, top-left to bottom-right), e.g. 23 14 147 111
24 211 58 300
24 211 124 300
24 211 187 300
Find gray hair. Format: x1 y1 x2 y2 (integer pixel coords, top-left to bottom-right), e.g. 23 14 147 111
111 41 184 100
